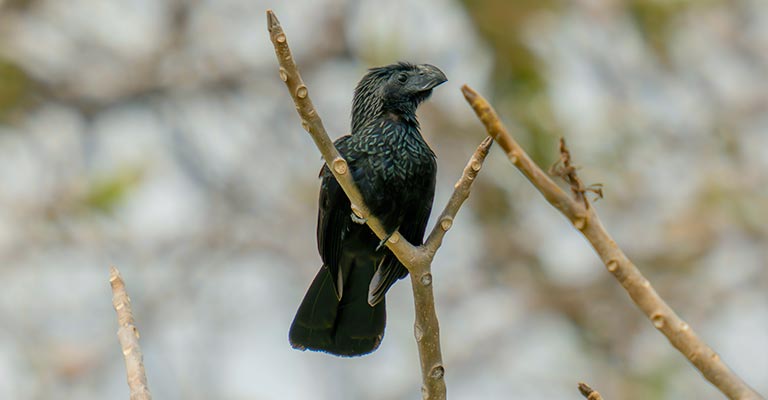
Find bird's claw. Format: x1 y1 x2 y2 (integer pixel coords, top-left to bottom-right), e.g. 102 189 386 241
350 212 367 225
376 232 394 251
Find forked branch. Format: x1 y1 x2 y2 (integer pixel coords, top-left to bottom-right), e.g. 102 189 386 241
267 10 491 400
462 84 763 400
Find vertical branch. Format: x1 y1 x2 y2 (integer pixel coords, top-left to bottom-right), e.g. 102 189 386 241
110 266 152 400
462 84 763 400
412 137 492 399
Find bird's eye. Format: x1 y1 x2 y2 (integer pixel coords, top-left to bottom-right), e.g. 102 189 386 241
397 73 408 83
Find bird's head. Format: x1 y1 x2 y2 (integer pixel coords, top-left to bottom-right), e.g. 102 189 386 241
352 62 447 131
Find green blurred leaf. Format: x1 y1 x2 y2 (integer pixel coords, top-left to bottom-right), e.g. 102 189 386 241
83 167 143 213
0 58 29 118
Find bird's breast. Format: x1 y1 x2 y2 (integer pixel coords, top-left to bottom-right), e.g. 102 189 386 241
348 120 435 193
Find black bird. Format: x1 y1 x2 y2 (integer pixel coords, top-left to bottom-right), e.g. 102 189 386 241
289 62 447 356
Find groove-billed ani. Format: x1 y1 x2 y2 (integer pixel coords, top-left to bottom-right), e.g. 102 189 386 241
289 62 447 356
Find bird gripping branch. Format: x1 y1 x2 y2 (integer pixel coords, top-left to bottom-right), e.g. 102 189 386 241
289 62 447 356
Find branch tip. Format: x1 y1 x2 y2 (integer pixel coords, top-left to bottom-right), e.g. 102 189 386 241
110 266 151 400
578 382 603 400
460 84 478 102
478 135 493 154
266 9 280 30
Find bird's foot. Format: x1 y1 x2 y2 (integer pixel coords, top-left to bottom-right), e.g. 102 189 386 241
376 228 399 251
350 212 367 225
375 233 393 251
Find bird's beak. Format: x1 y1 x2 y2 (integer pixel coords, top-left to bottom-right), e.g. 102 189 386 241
414 64 448 92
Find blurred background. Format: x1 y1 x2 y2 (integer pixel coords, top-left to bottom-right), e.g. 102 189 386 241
0 0 766 398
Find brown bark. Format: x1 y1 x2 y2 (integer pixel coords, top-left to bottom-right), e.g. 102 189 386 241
462 84 763 400
110 266 152 400
267 10 492 400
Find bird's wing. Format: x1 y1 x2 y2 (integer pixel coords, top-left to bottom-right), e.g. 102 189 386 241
368 169 436 306
317 136 353 299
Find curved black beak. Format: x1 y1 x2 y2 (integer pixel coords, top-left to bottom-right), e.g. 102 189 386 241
413 64 448 92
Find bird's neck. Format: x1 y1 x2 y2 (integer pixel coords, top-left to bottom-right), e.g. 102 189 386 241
375 111 430 152
383 110 419 127
354 107 422 136
356 112 434 160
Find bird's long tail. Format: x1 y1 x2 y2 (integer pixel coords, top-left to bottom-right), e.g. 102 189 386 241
289 260 386 357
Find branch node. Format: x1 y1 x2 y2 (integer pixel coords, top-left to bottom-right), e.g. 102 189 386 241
429 364 445 380
606 259 619 272
690 351 700 363
573 216 587 231
349 204 366 222
276 33 286 43
651 313 665 329
470 160 482 172
332 158 348 175
296 85 308 99
279 67 289 82
420 273 433 287
388 232 401 244
439 216 453 232
508 152 518 164
414 324 424 341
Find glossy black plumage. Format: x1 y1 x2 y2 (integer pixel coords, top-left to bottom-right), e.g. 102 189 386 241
289 62 447 356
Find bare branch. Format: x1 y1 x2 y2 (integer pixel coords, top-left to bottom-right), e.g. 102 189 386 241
578 382 604 400
424 136 493 255
461 84 764 400
266 9 421 265
267 10 491 400
549 138 603 208
110 266 152 400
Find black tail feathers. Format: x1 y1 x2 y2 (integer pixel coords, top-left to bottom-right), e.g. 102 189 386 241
289 262 386 357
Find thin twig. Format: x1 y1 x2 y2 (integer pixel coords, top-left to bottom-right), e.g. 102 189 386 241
267 10 492 400
412 136 492 394
549 138 603 208
424 136 493 256
110 266 152 400
578 382 604 400
461 84 763 400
